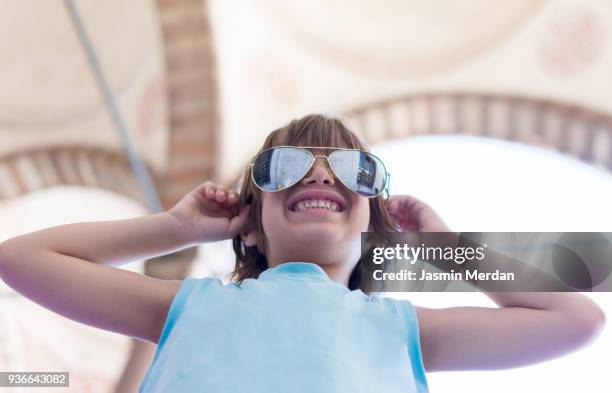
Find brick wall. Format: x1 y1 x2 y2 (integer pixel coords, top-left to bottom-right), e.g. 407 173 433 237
154 0 219 209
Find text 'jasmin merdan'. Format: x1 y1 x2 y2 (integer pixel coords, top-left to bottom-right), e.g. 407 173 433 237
372 244 487 265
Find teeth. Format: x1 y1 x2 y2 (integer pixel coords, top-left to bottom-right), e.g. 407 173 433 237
292 199 341 212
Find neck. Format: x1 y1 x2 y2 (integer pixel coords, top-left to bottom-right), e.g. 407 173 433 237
267 255 357 287
266 237 362 287
318 262 356 287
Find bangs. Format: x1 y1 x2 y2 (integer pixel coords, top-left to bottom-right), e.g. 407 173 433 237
264 114 367 151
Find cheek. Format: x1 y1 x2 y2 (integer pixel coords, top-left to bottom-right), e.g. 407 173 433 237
351 199 371 232
260 194 285 233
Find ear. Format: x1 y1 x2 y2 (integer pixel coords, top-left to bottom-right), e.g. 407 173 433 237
241 228 258 247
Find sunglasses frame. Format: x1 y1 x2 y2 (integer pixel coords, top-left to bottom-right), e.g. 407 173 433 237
248 146 391 198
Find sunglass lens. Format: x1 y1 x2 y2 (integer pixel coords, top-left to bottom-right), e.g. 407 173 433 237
252 147 312 192
329 150 387 197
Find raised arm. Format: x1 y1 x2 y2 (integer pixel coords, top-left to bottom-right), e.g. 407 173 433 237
416 292 605 371
0 181 249 344
386 195 606 371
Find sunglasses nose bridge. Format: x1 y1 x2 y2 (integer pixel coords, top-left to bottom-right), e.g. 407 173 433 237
313 155 334 171
303 155 335 183
312 154 330 164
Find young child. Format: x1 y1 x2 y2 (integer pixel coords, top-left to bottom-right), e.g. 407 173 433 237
0 114 605 392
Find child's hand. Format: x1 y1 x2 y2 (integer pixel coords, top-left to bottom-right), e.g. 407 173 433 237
168 181 251 243
386 195 451 232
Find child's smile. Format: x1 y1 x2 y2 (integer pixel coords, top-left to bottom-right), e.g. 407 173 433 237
287 189 347 216
285 190 347 223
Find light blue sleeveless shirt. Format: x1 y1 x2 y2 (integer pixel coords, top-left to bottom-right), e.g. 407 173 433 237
139 262 429 392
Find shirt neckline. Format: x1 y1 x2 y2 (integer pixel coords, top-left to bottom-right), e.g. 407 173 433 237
258 262 335 284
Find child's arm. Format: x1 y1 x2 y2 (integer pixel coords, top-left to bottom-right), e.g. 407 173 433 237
387 195 606 371
0 181 248 344
416 293 605 371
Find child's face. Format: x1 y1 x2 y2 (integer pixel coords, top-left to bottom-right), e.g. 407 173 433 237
259 147 370 270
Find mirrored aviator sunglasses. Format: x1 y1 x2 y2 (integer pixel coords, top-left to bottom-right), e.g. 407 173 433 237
249 146 390 198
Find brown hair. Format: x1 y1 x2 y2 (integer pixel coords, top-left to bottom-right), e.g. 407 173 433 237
231 114 396 290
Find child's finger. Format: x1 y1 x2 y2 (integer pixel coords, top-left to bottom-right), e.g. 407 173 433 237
223 192 238 207
215 186 227 203
204 182 217 199
395 195 421 214
227 204 251 237
387 197 399 212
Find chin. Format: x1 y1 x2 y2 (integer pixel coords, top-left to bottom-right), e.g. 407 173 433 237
295 226 343 244
298 229 364 256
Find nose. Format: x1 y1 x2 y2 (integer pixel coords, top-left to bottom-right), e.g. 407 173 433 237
300 157 335 186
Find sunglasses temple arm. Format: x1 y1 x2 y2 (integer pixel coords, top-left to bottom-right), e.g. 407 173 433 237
384 173 391 199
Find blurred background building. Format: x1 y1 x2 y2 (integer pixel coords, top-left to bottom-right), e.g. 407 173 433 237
0 0 611 392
